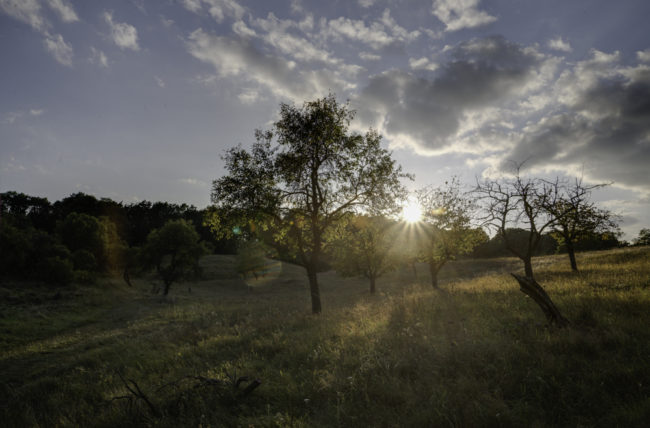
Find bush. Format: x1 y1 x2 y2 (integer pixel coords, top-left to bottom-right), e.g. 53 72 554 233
36 256 74 286
73 249 98 272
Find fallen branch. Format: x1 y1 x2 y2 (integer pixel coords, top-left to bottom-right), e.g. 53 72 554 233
116 371 161 417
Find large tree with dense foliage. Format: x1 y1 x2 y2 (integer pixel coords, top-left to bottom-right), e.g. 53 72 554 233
140 219 206 295
211 94 407 314
416 179 485 288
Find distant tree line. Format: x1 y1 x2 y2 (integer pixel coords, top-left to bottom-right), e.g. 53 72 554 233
0 191 234 287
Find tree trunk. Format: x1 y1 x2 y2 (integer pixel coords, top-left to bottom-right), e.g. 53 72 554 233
306 266 322 314
429 260 443 289
566 240 578 271
369 276 376 294
523 256 534 278
163 279 172 296
123 266 132 287
511 273 569 327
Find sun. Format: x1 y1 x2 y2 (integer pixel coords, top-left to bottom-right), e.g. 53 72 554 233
402 199 423 223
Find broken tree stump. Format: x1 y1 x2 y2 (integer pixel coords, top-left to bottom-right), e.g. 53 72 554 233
511 273 570 328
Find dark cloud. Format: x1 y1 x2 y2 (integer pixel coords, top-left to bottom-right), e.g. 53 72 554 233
356 36 548 153
504 60 650 192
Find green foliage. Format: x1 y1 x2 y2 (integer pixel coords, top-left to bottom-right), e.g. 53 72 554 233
0 221 74 285
58 212 103 260
140 219 207 295
635 228 650 246
72 249 98 271
416 178 484 286
211 94 408 313
327 215 399 292
235 240 275 279
36 256 74 286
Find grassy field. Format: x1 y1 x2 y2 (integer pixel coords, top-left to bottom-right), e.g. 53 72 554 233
1 247 649 427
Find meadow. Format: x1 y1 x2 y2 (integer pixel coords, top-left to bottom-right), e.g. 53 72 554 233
1 247 649 427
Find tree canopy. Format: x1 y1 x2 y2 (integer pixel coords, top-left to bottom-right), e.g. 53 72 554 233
211 94 408 313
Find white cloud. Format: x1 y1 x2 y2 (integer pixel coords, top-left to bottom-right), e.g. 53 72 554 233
45 0 78 23
0 0 47 31
181 0 245 23
637 49 650 63
186 29 353 103
181 0 202 13
179 177 207 186
44 32 73 66
104 11 139 51
548 37 572 52
432 0 496 32
253 13 335 64
359 0 376 7
409 56 438 71
154 76 166 88
30 109 44 116
238 88 261 105
90 47 108 67
359 51 381 61
232 19 256 38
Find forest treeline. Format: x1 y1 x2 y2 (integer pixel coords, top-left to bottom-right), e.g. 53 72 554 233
0 191 235 286
0 188 625 287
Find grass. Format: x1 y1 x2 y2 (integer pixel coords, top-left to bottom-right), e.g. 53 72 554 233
1 247 649 427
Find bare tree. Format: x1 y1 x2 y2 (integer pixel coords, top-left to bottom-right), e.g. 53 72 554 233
541 177 619 271
475 164 569 327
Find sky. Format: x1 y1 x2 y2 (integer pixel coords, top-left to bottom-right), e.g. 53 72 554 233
1 0 649 239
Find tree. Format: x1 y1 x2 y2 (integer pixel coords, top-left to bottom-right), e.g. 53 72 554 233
235 240 273 280
634 228 650 246
542 177 619 271
211 94 407 313
416 179 485 288
140 220 206 295
327 215 399 293
475 165 569 327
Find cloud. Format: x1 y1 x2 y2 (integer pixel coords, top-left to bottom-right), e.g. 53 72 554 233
186 29 353 102
44 32 73 66
323 9 419 50
0 0 78 30
181 0 245 23
355 36 552 154
548 37 572 53
104 11 139 51
432 0 497 31
409 56 438 71
232 19 256 38
45 0 78 23
154 76 165 88
252 12 336 64
501 51 650 194
3 108 45 124
358 0 377 7
637 49 650 63
89 47 108 67
0 0 79 66
0 0 47 31
359 51 381 61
